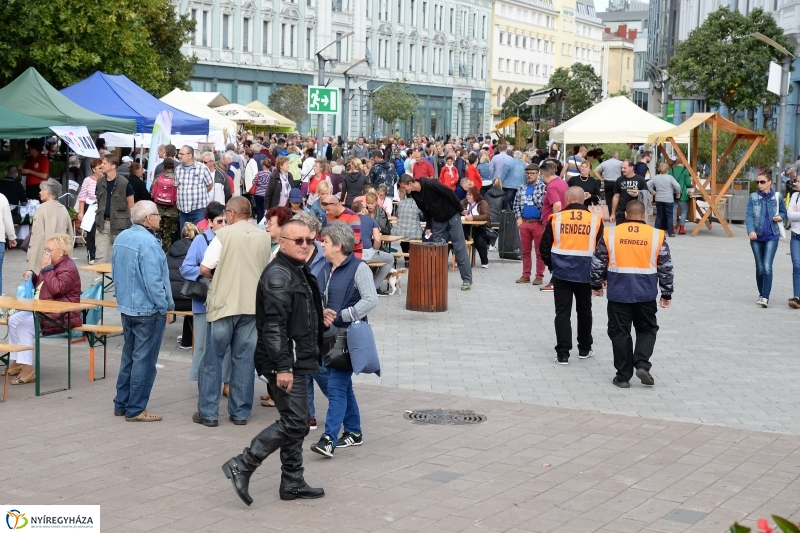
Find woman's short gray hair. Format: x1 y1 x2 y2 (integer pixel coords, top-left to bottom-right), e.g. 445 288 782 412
321 222 355 255
40 179 61 199
513 150 523 159
292 211 321 235
130 201 158 224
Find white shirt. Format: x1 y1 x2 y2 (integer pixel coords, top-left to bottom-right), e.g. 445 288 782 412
201 238 222 270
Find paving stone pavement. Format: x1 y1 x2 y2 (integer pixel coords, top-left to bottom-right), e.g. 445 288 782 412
1 220 799 532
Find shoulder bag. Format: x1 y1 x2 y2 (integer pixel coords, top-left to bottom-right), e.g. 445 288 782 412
345 308 380 376
180 234 212 299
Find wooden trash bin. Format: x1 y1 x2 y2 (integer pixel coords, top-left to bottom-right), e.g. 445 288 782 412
406 242 448 312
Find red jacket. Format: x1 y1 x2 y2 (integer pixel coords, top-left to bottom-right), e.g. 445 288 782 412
32 256 82 335
439 165 459 190
466 165 482 190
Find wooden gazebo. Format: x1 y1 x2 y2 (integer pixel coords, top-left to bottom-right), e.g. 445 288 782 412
647 113 765 237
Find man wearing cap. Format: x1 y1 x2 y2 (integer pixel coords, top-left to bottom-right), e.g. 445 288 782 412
540 186 603 365
514 164 547 285
590 200 674 388
118 156 133 178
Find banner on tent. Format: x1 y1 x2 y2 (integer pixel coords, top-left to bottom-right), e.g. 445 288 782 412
147 110 172 189
49 126 99 158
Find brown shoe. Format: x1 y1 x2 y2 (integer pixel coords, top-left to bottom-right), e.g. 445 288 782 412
516 276 531 284
261 398 276 407
222 383 230 397
126 410 162 422
532 278 543 285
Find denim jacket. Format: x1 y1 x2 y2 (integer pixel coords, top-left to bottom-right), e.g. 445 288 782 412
746 190 787 236
112 224 174 316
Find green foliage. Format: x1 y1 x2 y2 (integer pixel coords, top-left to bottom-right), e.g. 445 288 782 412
598 143 637 161
372 82 420 133
668 6 795 114
268 85 309 126
546 63 603 120
693 120 789 181
730 524 751 533
0 0 197 96
501 89 535 122
773 515 800 533
608 88 631 98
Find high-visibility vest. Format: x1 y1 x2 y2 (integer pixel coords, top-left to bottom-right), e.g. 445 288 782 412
604 222 665 303
550 208 600 283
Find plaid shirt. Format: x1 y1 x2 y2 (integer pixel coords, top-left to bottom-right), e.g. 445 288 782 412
174 161 213 213
513 180 546 218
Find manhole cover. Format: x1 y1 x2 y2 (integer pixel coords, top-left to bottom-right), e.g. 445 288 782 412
404 409 486 425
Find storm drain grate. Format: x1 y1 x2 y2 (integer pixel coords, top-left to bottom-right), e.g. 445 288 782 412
404 409 486 425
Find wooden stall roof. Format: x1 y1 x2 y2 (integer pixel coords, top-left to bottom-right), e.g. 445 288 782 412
647 112 762 146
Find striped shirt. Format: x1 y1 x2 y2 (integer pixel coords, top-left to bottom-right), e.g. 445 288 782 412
328 208 363 259
77 177 98 204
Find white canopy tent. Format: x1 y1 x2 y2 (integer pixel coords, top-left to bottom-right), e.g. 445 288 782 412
190 92 232 108
215 103 279 126
102 130 230 152
160 89 238 135
547 96 690 144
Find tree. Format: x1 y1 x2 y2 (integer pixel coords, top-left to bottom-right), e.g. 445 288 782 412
668 6 795 115
269 85 309 125
500 89 534 121
372 81 420 133
546 63 602 120
607 88 631 98
0 0 196 96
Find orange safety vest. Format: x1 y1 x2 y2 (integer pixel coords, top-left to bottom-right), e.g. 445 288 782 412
550 208 600 283
604 222 665 303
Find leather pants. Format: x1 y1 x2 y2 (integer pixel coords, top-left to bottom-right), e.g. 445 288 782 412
238 374 310 487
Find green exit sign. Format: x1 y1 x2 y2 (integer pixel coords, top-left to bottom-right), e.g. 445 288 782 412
308 86 339 114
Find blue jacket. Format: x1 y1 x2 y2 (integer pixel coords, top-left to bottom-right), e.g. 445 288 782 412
179 228 214 314
500 158 527 190
112 224 174 316
308 241 329 294
746 189 787 236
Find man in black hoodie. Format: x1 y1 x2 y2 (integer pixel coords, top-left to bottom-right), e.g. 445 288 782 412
367 150 397 196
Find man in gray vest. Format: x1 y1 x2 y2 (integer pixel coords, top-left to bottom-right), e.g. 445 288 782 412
94 154 134 263
194 197 272 426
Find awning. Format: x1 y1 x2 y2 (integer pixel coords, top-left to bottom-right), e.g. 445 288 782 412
647 113 759 145
245 101 297 129
493 116 520 131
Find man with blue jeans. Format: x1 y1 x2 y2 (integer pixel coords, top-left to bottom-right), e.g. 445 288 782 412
175 145 213 229
195 197 272 426
112 201 174 421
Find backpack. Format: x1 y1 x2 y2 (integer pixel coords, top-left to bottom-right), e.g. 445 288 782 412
153 172 177 206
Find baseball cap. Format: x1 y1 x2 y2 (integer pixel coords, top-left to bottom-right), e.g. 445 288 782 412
121 156 133 163
288 188 303 203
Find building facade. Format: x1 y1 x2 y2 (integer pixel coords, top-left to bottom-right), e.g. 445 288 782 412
601 31 635 98
489 0 603 129
177 0 493 140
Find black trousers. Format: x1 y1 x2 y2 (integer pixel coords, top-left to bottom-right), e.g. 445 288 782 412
238 373 310 486
84 224 96 261
553 276 593 359
604 182 615 208
463 225 489 266
173 299 194 347
607 300 659 382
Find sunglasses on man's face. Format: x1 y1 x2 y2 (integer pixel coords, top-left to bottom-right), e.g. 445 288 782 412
320 202 336 207
283 237 315 246
757 180 769 185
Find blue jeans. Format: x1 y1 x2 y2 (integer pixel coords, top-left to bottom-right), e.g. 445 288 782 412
323 365 361 440
180 208 206 231
197 314 256 421
114 313 167 418
655 202 674 235
791 233 800 297
308 366 329 419
750 239 779 299
189 312 231 382
676 200 688 226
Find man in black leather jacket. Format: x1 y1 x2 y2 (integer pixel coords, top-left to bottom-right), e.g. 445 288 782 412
221 219 326 506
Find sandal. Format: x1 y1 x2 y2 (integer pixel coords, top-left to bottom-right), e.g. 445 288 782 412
11 372 35 385
260 394 271 401
261 398 276 407
222 383 230 398
1 366 21 377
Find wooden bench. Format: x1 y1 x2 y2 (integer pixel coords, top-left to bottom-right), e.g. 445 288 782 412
167 310 194 348
73 325 123 382
368 262 388 270
1 343 35 402
452 240 475 272
80 298 117 325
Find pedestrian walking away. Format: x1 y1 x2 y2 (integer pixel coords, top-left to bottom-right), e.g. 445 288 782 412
540 187 603 365
221 219 326 506
590 200 674 389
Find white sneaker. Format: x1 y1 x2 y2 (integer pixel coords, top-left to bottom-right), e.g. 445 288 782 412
488 244 497 251
757 297 769 308
481 263 489 269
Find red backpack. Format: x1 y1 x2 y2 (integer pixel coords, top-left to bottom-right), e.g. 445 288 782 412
153 173 177 206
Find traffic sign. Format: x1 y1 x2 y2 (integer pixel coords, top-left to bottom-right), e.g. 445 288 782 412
307 86 339 114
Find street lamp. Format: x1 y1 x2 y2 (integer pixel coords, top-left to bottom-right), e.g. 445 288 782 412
342 58 373 159
368 83 389 140
751 31 796 180
315 32 355 158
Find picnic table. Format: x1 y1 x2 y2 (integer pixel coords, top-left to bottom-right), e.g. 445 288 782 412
80 263 113 298
0 296 95 396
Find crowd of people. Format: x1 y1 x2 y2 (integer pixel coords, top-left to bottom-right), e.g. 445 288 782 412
2 130 800 505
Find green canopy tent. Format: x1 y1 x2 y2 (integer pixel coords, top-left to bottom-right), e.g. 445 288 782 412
0 105 67 138
0 68 136 133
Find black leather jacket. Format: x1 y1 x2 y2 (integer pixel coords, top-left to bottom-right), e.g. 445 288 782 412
254 251 325 376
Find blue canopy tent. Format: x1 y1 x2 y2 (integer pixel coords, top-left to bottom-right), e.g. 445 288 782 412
60 72 209 134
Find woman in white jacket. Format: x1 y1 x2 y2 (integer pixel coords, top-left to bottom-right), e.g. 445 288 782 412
788 180 800 308
242 148 259 194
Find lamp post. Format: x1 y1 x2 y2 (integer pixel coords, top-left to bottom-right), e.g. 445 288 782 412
315 32 354 159
342 58 373 160
368 83 389 140
751 31 796 181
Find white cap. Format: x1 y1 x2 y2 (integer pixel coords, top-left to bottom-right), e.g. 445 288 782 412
121 156 133 163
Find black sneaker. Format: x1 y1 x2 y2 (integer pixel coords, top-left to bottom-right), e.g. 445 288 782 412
310 435 335 457
336 431 363 448
377 288 390 296
553 357 569 365
192 412 219 427
636 368 655 386
578 350 594 359
612 377 630 388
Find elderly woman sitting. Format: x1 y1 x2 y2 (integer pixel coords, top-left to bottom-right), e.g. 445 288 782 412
5 233 82 384
27 179 74 274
